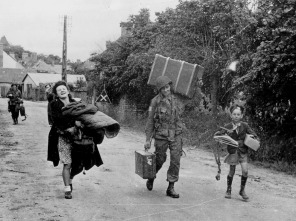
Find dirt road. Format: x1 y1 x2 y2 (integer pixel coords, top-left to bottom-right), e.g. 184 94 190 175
0 98 295 221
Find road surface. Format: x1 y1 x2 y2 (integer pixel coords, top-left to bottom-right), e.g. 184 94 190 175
0 98 295 221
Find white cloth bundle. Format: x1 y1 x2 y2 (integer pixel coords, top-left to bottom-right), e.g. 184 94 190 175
214 135 238 147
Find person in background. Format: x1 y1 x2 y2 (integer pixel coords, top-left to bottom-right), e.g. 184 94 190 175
49 81 76 199
215 104 258 200
144 76 185 198
46 84 55 126
6 84 22 125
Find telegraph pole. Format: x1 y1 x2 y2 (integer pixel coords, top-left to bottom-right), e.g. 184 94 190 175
62 15 67 82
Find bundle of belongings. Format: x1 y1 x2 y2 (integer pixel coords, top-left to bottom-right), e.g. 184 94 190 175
62 101 120 176
213 134 238 147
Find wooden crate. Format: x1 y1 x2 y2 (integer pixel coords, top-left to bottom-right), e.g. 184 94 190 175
148 54 204 98
135 150 156 179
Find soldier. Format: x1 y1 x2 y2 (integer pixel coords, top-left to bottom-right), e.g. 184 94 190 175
6 84 23 125
144 76 185 198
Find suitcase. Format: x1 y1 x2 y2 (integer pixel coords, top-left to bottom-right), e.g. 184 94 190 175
135 150 156 179
244 134 260 151
148 54 204 98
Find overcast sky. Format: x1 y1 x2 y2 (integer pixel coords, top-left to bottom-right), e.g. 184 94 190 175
0 0 179 62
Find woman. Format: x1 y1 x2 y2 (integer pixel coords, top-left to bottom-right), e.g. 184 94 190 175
49 81 76 199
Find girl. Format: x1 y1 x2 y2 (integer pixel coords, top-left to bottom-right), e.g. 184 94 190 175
215 104 258 200
49 81 76 199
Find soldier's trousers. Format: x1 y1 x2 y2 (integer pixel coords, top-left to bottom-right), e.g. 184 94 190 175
154 136 182 183
9 105 19 120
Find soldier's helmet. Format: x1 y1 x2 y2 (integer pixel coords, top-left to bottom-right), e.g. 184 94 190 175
155 76 172 91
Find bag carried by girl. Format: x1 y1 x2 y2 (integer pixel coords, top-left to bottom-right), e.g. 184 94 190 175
72 128 95 153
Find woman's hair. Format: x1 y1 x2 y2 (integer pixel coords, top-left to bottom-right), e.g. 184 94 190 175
229 104 245 114
52 81 69 95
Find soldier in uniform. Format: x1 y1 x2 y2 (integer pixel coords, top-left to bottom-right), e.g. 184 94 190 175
6 84 23 125
144 76 184 198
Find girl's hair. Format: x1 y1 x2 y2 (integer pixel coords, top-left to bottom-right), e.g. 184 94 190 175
52 81 69 95
229 104 244 114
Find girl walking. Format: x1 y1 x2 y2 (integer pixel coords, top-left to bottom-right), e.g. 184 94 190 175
49 81 76 199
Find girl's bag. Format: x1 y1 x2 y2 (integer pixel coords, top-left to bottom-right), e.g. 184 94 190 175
72 129 95 153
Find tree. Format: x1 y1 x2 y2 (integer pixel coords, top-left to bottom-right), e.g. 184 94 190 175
153 0 256 114
92 1 256 111
238 0 296 163
4 45 25 60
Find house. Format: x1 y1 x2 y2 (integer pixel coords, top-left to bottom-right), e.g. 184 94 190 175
22 72 86 95
30 60 53 73
0 43 27 97
0 43 24 69
31 60 71 74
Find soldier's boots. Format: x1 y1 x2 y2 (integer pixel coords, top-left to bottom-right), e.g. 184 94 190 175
146 179 154 191
225 186 231 199
13 118 18 125
166 188 180 198
166 182 179 198
239 186 249 200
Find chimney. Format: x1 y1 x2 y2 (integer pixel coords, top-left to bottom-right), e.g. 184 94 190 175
120 22 132 37
0 43 3 68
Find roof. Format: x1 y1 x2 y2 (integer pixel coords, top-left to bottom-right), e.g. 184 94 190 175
32 60 53 72
51 64 72 74
23 73 86 85
3 51 24 69
0 68 27 84
32 60 71 74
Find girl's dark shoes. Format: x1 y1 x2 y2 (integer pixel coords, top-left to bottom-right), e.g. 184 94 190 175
225 175 233 199
146 179 154 191
225 186 231 199
239 187 249 200
65 191 72 199
240 176 249 200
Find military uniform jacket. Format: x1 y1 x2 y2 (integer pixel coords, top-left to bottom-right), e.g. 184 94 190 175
6 89 22 105
145 94 184 141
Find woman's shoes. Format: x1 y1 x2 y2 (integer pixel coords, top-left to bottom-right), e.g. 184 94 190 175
65 191 72 199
